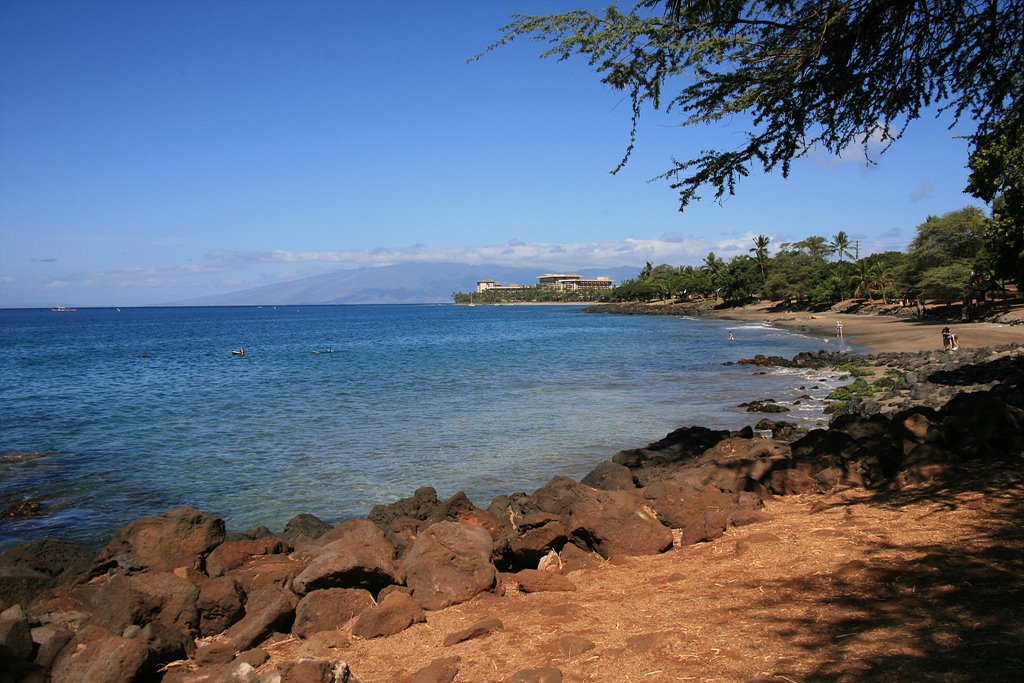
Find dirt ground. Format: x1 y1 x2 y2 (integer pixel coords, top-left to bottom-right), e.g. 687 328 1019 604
250 459 1024 683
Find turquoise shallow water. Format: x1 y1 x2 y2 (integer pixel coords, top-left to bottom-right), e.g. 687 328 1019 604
0 304 848 550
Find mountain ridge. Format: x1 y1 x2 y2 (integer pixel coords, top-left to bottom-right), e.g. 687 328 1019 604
170 262 639 306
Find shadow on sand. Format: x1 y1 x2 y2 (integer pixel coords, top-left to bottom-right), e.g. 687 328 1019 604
750 459 1024 682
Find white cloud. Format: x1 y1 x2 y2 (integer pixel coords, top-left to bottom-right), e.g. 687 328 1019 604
809 125 892 169
205 235 771 271
910 180 934 202
5 236 780 304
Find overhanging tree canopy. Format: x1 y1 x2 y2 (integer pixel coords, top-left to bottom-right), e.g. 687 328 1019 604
483 0 1023 212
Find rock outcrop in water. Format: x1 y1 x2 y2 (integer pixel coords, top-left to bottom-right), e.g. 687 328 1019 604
0 344 1021 682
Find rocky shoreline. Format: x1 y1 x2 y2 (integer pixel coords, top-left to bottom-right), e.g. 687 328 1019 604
1 345 1022 682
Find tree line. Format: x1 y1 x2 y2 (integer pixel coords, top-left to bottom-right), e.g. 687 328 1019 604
611 207 1021 312
452 287 612 305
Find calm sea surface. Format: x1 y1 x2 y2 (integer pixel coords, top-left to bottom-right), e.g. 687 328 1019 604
0 305 851 550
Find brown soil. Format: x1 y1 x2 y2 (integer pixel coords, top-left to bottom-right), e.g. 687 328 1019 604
251 459 1024 683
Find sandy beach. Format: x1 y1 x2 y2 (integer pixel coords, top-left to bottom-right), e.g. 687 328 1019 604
705 301 1024 354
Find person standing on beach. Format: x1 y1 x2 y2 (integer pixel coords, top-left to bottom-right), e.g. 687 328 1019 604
836 321 844 339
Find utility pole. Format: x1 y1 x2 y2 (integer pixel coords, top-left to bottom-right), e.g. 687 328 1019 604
852 240 861 260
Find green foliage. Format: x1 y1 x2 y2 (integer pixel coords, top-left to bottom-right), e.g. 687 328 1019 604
905 207 987 268
967 118 1023 286
917 263 974 304
851 251 905 302
862 251 907 272
967 119 1023 209
899 207 987 297
483 1 1024 211
827 377 875 401
571 205 1001 309
611 278 654 301
764 243 829 302
873 370 906 390
783 236 832 261
612 262 722 301
452 286 612 304
835 362 872 377
718 255 760 303
749 234 771 293
829 231 854 263
979 195 1024 286
848 259 873 299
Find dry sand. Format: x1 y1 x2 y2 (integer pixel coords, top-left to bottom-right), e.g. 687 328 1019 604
704 301 1023 354
257 462 1024 682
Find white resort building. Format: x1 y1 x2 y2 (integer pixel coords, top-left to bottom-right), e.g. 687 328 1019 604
536 273 614 292
476 274 614 293
475 280 528 293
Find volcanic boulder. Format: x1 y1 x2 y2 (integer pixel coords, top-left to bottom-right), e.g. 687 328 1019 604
77 571 200 637
351 590 426 639
223 584 296 653
580 460 636 491
526 477 673 558
206 537 292 578
50 625 153 683
0 538 95 611
292 518 404 596
279 514 333 545
293 588 375 638
403 522 498 610
96 506 225 574
612 425 730 470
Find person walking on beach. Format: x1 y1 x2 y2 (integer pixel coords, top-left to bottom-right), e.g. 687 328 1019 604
835 320 844 339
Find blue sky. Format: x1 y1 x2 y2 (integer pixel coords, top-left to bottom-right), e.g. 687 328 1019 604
0 0 985 307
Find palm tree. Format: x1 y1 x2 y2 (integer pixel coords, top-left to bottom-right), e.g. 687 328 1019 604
829 231 854 263
849 259 873 299
749 234 771 294
831 267 848 301
869 262 895 303
702 252 725 296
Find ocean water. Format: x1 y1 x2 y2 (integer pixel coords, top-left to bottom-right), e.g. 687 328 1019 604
0 305 851 550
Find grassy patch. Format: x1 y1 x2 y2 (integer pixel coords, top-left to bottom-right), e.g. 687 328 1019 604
834 362 873 377
827 377 877 401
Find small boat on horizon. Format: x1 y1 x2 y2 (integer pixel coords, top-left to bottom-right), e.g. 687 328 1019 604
50 306 76 312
